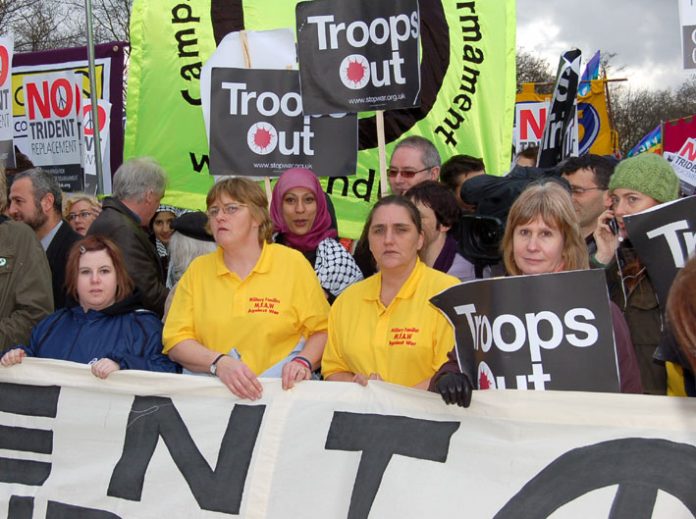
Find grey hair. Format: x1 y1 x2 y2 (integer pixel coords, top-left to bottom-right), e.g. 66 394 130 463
14 167 62 213
113 157 167 203
392 136 441 168
166 231 217 288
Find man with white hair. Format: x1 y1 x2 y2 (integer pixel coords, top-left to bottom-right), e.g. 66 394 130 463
88 157 169 317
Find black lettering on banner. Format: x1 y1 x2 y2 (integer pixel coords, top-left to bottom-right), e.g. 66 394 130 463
0 383 60 486
9 497 123 519
325 412 460 519
434 1 484 147
107 396 265 515
494 438 696 518
0 382 60 416
189 152 209 173
172 2 203 105
46 501 122 519
8 495 34 519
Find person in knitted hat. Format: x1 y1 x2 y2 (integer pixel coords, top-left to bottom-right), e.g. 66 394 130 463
592 153 680 395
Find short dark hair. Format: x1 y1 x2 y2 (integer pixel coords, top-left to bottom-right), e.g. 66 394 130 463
365 195 422 234
65 235 134 304
405 180 461 228
440 155 485 191
517 145 539 161
560 154 616 190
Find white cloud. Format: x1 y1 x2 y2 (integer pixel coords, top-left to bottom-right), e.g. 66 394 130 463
517 0 691 91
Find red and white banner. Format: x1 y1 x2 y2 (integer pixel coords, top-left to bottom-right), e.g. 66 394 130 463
513 101 548 154
0 35 13 168
1 359 695 518
665 137 696 195
81 99 111 178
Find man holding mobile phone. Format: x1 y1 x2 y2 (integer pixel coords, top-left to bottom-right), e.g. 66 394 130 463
560 154 616 256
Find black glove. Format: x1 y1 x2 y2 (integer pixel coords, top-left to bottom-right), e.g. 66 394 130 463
435 372 473 408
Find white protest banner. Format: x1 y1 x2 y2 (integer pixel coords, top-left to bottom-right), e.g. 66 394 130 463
665 137 696 195
22 71 83 191
296 0 421 115
1 359 696 518
81 99 111 181
679 0 696 69
0 35 14 168
431 270 620 392
513 101 548 154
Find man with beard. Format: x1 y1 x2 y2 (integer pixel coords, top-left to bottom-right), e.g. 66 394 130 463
8 168 81 309
560 154 616 256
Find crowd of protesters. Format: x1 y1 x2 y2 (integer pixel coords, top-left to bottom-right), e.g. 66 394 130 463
2 136 695 408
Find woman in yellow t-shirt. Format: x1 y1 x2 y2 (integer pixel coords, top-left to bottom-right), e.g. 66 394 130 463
322 196 459 389
163 178 329 400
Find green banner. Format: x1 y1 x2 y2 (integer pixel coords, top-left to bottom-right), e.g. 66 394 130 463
126 0 516 238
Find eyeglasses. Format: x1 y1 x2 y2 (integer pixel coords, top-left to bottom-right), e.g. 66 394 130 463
387 166 433 178
206 203 247 218
67 211 95 221
569 186 604 195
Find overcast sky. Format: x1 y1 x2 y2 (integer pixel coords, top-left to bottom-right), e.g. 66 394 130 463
517 0 693 91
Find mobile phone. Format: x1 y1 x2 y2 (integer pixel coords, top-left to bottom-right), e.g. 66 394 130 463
608 217 619 236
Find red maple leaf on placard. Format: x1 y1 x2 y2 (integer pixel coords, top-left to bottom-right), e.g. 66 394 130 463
479 372 491 390
253 127 272 149
346 59 366 84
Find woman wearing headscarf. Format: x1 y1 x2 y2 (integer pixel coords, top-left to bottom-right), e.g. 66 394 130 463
271 168 362 301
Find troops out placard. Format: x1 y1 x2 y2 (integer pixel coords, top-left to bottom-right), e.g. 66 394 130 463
431 269 620 392
296 0 421 114
624 195 696 306
209 68 357 177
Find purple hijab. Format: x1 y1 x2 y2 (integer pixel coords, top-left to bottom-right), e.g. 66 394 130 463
270 168 337 252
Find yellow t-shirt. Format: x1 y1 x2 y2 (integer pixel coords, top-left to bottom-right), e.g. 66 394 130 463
163 242 329 374
322 259 458 387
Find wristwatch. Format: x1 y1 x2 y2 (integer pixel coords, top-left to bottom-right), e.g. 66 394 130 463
209 354 225 376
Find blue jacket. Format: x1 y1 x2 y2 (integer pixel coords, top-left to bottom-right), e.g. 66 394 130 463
20 292 178 373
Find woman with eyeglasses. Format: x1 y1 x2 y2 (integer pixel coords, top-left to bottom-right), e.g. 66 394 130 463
163 178 330 399
270 168 362 302
63 193 101 236
593 153 681 395
322 196 459 389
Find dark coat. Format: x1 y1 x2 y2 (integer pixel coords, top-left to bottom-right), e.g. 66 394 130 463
0 217 53 350
605 244 665 395
88 197 168 317
20 291 178 373
46 220 81 310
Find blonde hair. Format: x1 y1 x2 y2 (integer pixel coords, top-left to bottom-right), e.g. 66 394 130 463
502 182 589 275
206 177 273 244
63 193 101 219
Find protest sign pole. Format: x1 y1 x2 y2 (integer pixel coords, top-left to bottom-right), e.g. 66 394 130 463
85 0 104 195
376 110 388 197
239 30 273 206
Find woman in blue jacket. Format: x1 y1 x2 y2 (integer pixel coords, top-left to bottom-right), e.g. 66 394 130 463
0 235 177 378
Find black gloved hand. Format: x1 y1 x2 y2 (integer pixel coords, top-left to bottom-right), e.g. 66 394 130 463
435 372 473 408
